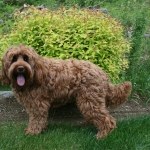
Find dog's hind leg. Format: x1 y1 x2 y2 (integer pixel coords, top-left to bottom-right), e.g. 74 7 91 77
76 92 116 139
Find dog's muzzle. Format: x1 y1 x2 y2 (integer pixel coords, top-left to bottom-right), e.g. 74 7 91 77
17 66 25 72
16 66 26 86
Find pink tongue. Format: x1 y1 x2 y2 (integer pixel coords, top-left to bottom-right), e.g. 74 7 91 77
17 75 25 86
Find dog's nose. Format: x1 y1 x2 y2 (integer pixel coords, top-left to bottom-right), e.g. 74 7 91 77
17 66 24 72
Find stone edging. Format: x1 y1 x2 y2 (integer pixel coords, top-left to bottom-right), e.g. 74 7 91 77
0 91 14 98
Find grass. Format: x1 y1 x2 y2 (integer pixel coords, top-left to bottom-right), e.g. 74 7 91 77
0 115 150 150
127 38 150 99
0 84 11 91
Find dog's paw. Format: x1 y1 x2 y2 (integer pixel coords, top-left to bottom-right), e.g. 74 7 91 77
96 131 107 140
24 128 39 135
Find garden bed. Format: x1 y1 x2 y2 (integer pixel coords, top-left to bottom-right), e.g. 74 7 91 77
0 92 150 123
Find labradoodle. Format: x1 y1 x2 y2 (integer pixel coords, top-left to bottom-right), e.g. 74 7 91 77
1 44 132 139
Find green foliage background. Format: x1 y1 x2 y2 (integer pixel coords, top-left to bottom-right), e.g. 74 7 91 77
0 6 130 81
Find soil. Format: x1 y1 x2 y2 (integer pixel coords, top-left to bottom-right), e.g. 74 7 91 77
0 94 150 124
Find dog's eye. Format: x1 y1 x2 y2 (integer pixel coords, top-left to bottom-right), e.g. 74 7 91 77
23 55 28 62
12 56 17 63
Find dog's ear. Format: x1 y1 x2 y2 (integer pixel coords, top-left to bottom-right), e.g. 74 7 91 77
29 46 47 85
34 58 47 85
1 58 11 85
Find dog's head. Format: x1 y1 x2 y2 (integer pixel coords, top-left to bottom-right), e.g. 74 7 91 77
1 44 44 88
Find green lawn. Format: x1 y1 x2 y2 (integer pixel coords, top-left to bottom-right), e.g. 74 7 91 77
0 0 150 101
0 115 150 150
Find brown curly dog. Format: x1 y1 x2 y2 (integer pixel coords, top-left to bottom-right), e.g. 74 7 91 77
1 44 132 139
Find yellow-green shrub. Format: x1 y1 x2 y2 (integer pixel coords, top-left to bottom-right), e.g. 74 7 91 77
0 6 131 81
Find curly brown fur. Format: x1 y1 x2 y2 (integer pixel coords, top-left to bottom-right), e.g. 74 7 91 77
1 44 132 139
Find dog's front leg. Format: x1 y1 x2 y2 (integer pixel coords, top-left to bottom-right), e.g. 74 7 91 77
24 99 50 135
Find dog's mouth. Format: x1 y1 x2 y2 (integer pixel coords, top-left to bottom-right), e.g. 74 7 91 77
17 74 25 86
12 66 27 87
10 64 33 88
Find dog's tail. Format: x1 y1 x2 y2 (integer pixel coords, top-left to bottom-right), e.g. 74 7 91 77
105 82 132 109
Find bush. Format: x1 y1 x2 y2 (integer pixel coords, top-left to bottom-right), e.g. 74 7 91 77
0 5 130 81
